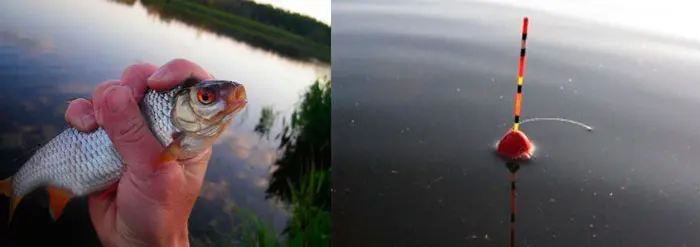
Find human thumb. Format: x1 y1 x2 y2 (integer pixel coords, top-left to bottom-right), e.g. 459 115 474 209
94 84 164 176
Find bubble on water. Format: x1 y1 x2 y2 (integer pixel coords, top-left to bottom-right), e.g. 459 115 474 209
560 86 564 90
350 119 355 124
592 233 597 238
456 88 461 92
609 192 614 198
593 192 597 196
569 217 575 222
568 78 573 82
589 224 594 229
499 95 504 99
549 198 557 203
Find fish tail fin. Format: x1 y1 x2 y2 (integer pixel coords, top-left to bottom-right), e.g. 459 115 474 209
0 177 22 226
47 185 73 221
0 177 12 197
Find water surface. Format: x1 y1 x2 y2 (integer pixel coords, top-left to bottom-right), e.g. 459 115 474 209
333 1 700 246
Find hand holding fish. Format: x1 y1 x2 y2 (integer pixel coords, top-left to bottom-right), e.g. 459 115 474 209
0 59 247 247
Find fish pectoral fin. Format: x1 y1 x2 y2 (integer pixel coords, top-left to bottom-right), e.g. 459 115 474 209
47 185 73 221
153 134 185 170
0 177 22 226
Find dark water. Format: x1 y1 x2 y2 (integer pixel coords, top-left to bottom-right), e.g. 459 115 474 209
0 0 329 245
333 1 700 246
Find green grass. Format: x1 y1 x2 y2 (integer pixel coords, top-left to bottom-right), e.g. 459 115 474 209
138 0 330 63
238 167 331 247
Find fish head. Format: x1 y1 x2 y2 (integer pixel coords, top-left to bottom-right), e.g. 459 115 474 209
171 78 247 151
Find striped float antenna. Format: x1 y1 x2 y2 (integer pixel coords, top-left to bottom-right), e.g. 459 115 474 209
513 17 529 132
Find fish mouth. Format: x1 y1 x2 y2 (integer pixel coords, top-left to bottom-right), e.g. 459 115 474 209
222 84 247 115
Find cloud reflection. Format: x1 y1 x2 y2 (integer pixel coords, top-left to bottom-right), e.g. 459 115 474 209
199 179 230 201
218 131 278 168
0 29 54 54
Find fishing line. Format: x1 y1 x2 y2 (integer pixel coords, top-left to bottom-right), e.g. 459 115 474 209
234 105 250 128
519 117 593 131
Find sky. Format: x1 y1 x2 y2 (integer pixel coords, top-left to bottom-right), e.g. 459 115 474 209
254 0 331 25
483 0 700 43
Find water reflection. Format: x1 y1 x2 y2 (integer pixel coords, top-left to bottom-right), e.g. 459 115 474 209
109 0 331 64
0 29 55 54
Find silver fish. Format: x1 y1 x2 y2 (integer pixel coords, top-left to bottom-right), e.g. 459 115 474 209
0 78 247 222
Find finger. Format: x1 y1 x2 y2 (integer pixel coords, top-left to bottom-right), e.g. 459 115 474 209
93 84 165 176
181 147 212 181
91 80 121 105
147 58 214 91
87 194 116 243
65 98 97 132
120 63 159 102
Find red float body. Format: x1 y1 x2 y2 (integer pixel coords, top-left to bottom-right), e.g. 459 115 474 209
497 130 534 160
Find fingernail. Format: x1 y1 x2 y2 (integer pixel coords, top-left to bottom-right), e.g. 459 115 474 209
106 86 131 113
148 67 169 82
81 113 95 127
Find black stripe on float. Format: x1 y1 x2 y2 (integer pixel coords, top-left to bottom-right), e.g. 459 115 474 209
512 181 516 190
522 33 527 40
520 48 526 57
514 115 520 123
511 212 515 222
517 85 522 93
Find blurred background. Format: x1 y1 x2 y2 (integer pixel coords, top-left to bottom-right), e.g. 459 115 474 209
333 0 700 246
0 0 330 246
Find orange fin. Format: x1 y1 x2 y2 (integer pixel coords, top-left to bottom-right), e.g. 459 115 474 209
47 185 73 221
0 177 12 198
98 183 119 200
0 177 22 226
153 134 184 170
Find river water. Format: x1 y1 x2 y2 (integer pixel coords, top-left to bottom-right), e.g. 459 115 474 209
333 1 700 246
0 0 329 245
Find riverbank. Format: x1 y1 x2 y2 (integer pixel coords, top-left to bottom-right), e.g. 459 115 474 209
132 0 330 63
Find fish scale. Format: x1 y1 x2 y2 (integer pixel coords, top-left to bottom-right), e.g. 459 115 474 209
10 86 182 197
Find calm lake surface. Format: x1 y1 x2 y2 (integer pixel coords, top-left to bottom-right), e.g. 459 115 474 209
333 1 700 246
0 0 329 245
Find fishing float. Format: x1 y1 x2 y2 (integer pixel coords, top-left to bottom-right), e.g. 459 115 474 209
496 17 534 161
495 17 594 161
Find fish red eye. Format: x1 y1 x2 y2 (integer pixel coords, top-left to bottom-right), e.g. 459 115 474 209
197 88 216 104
